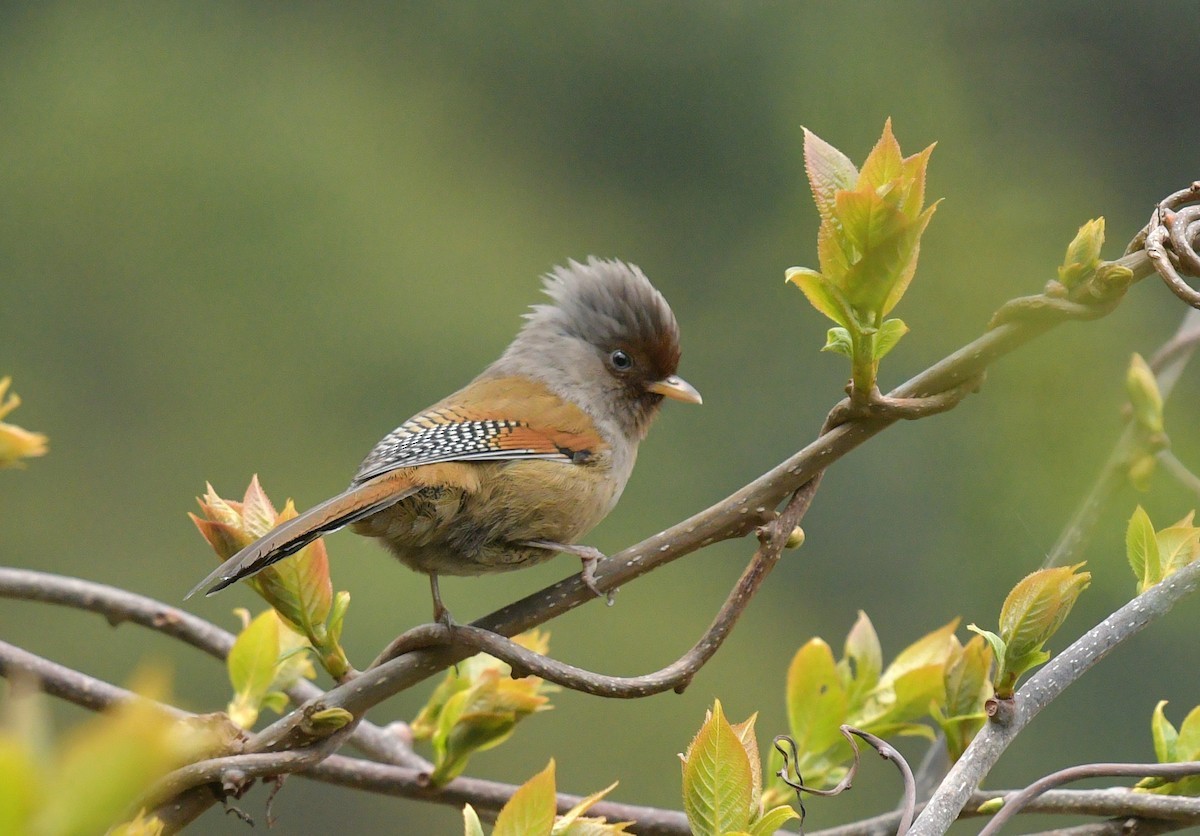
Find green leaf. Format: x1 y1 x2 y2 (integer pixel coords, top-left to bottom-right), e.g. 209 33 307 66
1156 515 1200 576
966 625 1006 678
835 189 909 269
842 611 883 708
884 663 947 725
803 127 858 222
226 609 282 728
786 267 854 329
1127 506 1162 590
681 701 754 836
998 564 1090 661
941 636 992 722
874 318 909 361
748 806 800 836
856 118 903 192
552 780 619 833
879 619 959 691
329 590 351 645
1176 706 1200 762
816 217 853 282
899 142 936 219
822 327 853 358
785 640 848 768
494 760 557 836
729 714 761 818
879 203 938 317
463 804 486 836
1152 701 1179 763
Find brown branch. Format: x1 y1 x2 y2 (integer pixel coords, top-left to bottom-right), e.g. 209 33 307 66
0 638 189 720
369 477 821 697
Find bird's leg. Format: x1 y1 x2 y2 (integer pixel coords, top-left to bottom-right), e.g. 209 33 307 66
521 540 614 605
429 573 455 629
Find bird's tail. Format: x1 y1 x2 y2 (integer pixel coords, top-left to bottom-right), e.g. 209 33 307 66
185 476 418 599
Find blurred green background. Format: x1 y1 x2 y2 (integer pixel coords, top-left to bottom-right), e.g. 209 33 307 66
3 2 1199 832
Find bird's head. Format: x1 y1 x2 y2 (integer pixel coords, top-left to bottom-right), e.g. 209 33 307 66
497 257 701 441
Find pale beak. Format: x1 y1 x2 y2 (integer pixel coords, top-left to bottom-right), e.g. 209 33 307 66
647 375 703 404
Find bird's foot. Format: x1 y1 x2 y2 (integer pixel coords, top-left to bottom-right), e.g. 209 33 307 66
522 540 615 605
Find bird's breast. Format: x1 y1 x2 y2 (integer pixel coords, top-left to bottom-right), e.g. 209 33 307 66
352 454 626 576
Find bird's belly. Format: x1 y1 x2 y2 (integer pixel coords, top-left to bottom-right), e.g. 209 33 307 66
351 459 618 576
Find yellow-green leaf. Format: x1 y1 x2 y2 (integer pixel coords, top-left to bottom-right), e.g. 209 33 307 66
494 759 557 836
785 267 853 329
463 804 486 836
842 611 882 707
1126 353 1164 434
1152 701 1179 764
1176 706 1200 762
856 118 903 192
803 127 858 223
942 636 992 719
822 327 853 358
748 805 800 836
874 318 909 361
681 701 753 836
879 619 959 691
226 609 283 728
998 564 1090 661
729 714 761 817
1156 517 1200 576
785 640 848 766
552 780 619 833
1127 506 1161 591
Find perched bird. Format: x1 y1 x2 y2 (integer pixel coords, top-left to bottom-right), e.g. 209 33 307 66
187 258 700 622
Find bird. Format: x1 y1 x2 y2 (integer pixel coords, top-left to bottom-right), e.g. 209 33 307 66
186 257 701 624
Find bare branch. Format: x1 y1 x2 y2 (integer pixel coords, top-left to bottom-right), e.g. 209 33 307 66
979 761 1200 836
305 755 693 835
808 789 1200 836
0 567 234 659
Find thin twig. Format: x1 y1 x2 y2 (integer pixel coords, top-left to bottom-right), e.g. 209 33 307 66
0 568 430 771
807 788 1200 836
1041 307 1200 569
1156 449 1200 500
305 755 693 835
0 639 191 720
775 726 917 835
978 761 1200 835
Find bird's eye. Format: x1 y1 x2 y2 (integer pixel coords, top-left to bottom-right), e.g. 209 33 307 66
609 349 633 371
